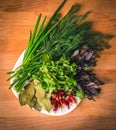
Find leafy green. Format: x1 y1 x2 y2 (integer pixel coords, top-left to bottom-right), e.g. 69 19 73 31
76 91 84 99
32 55 77 95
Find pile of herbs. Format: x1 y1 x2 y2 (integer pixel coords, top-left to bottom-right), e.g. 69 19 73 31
7 0 112 112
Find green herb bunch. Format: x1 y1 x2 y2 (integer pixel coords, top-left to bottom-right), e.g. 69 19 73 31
7 0 112 95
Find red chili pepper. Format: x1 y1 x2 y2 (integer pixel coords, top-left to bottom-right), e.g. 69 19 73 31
65 100 70 109
69 94 76 103
53 106 57 111
53 101 58 111
68 97 72 104
57 101 62 108
61 98 65 104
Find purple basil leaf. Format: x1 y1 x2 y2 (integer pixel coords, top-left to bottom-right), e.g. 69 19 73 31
83 52 93 60
87 82 99 88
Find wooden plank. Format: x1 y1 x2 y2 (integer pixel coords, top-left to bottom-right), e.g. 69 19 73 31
0 39 27 53
0 0 49 12
0 112 116 130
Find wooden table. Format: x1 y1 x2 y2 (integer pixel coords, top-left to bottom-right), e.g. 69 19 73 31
0 0 116 130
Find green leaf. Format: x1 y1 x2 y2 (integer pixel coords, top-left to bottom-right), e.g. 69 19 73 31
79 11 92 22
76 91 84 99
67 3 81 16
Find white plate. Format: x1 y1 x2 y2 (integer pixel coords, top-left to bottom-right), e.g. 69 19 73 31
11 51 81 116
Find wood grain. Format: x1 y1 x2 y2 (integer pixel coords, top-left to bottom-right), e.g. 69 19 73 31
0 0 116 130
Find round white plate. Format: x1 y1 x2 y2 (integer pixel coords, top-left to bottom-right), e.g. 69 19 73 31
11 51 81 116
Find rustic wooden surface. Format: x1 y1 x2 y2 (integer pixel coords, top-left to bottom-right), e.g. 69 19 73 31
0 0 116 130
